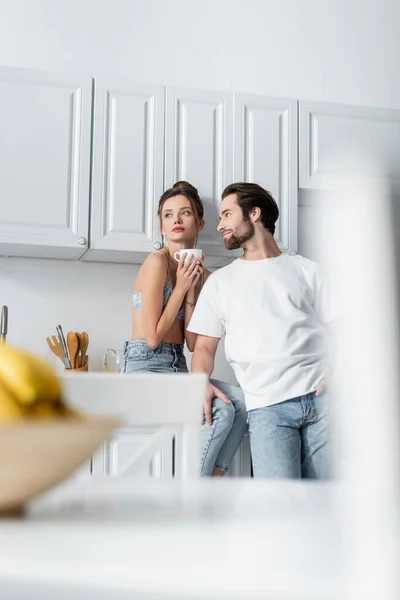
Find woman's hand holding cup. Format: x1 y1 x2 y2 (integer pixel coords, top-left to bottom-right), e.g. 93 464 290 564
175 249 204 294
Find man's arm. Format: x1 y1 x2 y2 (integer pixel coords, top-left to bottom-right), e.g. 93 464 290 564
191 334 218 377
192 335 230 425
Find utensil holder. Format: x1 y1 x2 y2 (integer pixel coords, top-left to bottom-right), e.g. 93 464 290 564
65 355 88 372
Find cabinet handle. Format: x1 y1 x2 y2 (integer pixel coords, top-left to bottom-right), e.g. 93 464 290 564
153 242 162 250
77 237 87 245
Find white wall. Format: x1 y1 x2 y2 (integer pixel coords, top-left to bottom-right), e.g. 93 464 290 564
0 256 234 380
1 0 399 378
0 257 135 372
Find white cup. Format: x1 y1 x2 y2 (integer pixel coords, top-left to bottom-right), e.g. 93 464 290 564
174 248 203 263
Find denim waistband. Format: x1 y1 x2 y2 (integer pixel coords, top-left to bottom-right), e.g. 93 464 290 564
124 338 184 355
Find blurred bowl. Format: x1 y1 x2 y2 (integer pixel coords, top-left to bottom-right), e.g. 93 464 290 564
0 416 120 515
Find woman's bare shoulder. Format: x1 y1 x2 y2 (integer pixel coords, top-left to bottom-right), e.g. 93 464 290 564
143 252 168 269
136 252 168 288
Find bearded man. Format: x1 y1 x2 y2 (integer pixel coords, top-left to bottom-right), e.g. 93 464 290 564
187 183 335 479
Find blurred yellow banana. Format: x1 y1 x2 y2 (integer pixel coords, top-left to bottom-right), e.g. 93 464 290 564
0 386 27 422
0 345 61 406
0 345 81 423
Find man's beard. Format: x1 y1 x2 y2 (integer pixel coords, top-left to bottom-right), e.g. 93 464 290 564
223 220 255 250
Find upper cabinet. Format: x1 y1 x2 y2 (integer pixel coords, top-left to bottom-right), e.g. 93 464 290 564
0 66 92 259
4 65 400 264
299 100 400 190
234 93 298 252
165 87 234 264
86 79 165 263
0 66 300 263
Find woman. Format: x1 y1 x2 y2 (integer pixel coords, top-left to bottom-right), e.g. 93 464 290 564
120 181 247 476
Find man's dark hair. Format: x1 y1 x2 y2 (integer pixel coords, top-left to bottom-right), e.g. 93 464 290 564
221 182 279 235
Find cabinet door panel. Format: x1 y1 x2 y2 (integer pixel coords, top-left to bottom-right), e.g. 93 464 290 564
89 79 164 259
234 93 298 252
100 428 172 478
165 87 233 260
299 100 400 190
0 66 91 259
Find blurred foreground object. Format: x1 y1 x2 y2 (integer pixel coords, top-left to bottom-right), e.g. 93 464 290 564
0 346 119 514
323 171 400 599
0 344 78 421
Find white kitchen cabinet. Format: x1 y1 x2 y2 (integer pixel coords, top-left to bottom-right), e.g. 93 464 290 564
0 66 92 259
83 79 165 264
83 428 250 479
90 428 172 478
0 66 300 264
165 86 234 267
107 427 172 478
234 93 298 252
299 100 400 190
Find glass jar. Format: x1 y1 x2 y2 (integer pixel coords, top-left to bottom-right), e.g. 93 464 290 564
103 348 123 373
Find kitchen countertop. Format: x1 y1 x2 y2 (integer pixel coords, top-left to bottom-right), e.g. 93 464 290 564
0 477 344 600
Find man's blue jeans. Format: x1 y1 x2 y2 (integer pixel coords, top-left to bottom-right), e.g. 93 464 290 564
248 391 330 479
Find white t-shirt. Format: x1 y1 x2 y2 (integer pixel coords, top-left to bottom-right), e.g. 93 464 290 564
187 253 335 411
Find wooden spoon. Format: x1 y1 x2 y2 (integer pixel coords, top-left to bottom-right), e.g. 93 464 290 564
75 332 81 367
79 331 89 367
67 332 79 370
